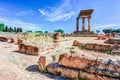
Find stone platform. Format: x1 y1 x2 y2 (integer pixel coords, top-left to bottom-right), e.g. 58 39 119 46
72 31 97 37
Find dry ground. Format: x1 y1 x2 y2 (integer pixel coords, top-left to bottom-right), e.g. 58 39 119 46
0 36 107 80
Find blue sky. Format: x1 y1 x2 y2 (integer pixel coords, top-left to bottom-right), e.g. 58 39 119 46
0 0 120 33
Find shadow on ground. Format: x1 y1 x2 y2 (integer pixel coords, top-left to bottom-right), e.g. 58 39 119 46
26 65 38 72
26 65 68 80
12 50 34 56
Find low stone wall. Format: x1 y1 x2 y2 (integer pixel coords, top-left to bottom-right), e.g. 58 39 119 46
72 40 113 53
0 37 7 42
105 38 120 45
47 63 119 80
85 43 95 50
58 54 120 73
18 44 39 56
0 36 23 45
45 54 120 79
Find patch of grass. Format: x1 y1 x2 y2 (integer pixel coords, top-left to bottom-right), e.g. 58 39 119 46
56 72 61 76
52 55 56 62
104 50 111 54
80 45 86 50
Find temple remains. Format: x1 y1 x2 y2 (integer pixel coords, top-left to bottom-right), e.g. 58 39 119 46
73 9 96 37
76 9 94 32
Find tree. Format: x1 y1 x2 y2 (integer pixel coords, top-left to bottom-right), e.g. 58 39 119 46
54 29 64 35
17 28 22 32
26 30 32 33
96 30 100 34
44 31 48 34
35 31 43 34
14 27 17 32
8 27 14 32
0 23 5 31
3 26 8 32
103 29 112 34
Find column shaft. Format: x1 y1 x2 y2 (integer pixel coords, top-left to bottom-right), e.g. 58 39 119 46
76 18 79 32
82 18 85 32
88 17 91 32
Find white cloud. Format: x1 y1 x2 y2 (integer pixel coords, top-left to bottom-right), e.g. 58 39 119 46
16 10 35 16
92 23 120 29
38 0 74 22
0 17 41 31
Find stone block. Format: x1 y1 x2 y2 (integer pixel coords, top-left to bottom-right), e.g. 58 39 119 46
58 54 96 70
38 56 53 72
72 40 79 46
47 63 79 79
95 44 112 51
0 37 7 42
18 44 26 53
85 43 95 50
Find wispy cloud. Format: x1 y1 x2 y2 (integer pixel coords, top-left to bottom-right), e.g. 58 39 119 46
16 10 35 16
92 23 120 29
0 17 41 31
38 0 74 22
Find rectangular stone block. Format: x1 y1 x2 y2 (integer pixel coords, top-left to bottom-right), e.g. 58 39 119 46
85 43 95 50
58 54 120 74
58 54 96 70
95 44 112 51
25 45 39 56
79 71 112 80
0 37 7 42
38 56 53 72
47 63 79 79
18 44 26 53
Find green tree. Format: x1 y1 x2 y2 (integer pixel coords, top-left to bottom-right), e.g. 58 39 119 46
8 27 14 32
3 26 8 32
26 30 32 33
44 31 48 34
96 30 100 34
17 28 22 32
0 23 5 31
14 27 17 32
103 29 112 34
54 29 64 35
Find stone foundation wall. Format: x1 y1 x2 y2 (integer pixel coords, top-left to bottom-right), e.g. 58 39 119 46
18 44 39 56
45 54 120 79
58 54 120 73
72 40 113 53
0 37 7 42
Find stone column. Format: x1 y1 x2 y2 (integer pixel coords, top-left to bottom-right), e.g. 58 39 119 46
88 17 91 32
82 18 85 32
76 18 79 32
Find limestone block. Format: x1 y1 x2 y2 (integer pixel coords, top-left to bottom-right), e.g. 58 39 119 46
0 37 7 42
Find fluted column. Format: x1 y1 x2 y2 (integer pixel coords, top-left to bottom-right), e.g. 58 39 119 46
76 18 79 32
88 17 91 32
82 18 85 32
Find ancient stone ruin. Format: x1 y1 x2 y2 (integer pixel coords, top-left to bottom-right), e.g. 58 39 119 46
73 9 96 37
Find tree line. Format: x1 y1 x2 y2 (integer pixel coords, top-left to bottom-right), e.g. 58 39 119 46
96 28 120 34
0 23 22 32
